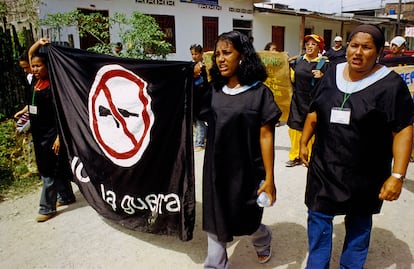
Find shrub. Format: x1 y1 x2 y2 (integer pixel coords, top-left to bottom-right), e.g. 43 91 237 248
0 119 39 201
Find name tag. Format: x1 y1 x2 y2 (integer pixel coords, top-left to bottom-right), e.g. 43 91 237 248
330 107 351 125
29 105 38 115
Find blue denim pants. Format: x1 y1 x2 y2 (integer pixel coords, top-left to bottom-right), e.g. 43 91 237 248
306 210 372 269
39 176 57 215
194 120 206 147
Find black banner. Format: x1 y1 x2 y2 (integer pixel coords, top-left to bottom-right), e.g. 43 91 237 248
379 55 414 67
48 45 195 241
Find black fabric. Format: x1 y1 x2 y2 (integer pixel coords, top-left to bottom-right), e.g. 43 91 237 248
324 46 347 66
306 66 414 215
287 57 329 131
379 56 414 67
199 83 281 242
349 24 384 48
28 84 59 177
47 45 195 241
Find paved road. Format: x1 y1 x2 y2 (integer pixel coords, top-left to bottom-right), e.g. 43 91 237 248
0 124 413 268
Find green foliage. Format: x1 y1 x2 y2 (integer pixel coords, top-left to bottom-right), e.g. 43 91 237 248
41 10 82 41
77 12 112 54
113 12 173 59
40 10 172 59
41 10 111 53
0 2 7 18
0 119 39 201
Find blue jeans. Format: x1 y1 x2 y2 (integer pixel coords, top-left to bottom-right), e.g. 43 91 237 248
194 120 206 147
56 176 75 203
39 176 57 215
306 210 372 269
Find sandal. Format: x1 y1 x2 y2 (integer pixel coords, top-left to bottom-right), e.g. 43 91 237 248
257 245 272 264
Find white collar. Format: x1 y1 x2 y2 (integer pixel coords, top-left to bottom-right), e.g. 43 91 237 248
222 81 260 95
336 62 391 94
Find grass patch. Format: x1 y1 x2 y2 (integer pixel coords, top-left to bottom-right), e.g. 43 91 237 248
0 119 40 201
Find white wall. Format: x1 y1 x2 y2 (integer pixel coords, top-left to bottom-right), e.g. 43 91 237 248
253 12 343 57
39 0 345 60
253 12 301 57
305 17 343 48
39 0 253 61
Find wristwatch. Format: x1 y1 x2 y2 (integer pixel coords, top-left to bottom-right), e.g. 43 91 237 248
391 173 405 182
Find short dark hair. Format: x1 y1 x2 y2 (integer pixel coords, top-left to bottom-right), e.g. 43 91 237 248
190 44 203 53
31 52 48 65
264 42 276 51
19 50 29 62
210 31 267 87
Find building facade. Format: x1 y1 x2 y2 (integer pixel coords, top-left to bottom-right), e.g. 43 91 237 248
38 0 254 60
16 0 407 60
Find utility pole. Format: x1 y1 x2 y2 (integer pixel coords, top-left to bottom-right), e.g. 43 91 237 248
396 0 402 35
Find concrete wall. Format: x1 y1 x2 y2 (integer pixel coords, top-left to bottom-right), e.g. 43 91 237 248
39 0 253 61
253 12 301 57
253 12 343 57
39 0 346 60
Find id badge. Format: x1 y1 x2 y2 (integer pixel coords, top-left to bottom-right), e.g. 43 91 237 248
330 107 351 125
29 105 38 115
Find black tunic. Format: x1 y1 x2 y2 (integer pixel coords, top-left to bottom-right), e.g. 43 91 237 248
199 83 281 242
287 56 329 131
324 46 346 66
306 64 414 215
28 84 60 177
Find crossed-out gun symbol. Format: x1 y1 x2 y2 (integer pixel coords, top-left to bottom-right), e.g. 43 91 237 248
99 105 139 128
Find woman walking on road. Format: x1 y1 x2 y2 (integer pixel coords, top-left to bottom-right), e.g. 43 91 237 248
14 38 76 222
196 31 281 268
300 24 414 268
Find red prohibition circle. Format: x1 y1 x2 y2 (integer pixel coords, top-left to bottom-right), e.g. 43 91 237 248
90 69 151 160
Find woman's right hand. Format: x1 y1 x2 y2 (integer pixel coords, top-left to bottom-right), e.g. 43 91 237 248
299 145 309 167
14 111 23 120
14 105 28 120
193 62 203 78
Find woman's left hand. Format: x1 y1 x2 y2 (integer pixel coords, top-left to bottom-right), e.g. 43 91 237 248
378 176 403 201
52 135 60 155
311 69 323 79
257 179 277 205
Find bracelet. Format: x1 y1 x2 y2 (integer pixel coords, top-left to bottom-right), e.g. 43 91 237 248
391 172 405 182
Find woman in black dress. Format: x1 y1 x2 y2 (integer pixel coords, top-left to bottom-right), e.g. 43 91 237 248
14 38 75 222
300 24 414 268
286 34 328 167
198 31 281 268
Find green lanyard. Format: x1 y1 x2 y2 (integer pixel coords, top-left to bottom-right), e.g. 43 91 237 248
341 92 351 108
31 89 36 106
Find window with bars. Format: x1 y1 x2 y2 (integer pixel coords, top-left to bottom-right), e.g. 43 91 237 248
150 14 176 52
233 19 252 38
78 8 109 50
203 16 218 51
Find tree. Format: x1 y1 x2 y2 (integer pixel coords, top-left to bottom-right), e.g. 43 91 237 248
40 10 172 59
112 12 172 59
41 10 80 41
41 10 111 54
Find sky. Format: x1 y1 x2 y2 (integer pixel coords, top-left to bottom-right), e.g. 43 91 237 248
268 0 404 14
